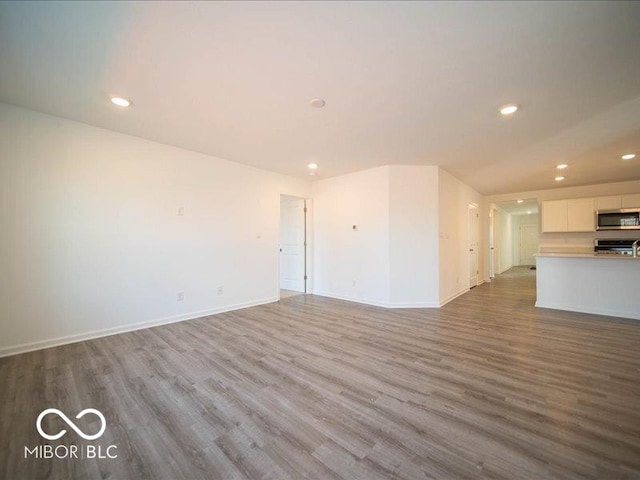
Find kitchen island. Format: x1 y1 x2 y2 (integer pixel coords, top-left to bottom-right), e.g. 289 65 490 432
535 253 640 321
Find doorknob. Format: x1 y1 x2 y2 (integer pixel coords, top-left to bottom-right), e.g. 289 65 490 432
279 248 282 252
469 248 474 252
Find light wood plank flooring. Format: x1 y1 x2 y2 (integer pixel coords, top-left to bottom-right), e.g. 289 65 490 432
1 267 640 479
280 289 305 299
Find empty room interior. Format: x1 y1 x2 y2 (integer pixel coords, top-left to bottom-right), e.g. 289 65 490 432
2 2 640 479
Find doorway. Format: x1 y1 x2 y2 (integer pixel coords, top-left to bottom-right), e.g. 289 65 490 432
491 198 540 273
469 203 479 287
279 195 307 296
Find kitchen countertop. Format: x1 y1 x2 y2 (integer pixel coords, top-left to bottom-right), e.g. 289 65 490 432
535 253 639 260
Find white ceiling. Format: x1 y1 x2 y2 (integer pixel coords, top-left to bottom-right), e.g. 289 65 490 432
1 1 640 195
496 199 539 216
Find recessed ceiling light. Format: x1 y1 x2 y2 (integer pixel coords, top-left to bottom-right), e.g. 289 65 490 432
308 163 318 170
557 163 568 169
500 104 518 115
517 199 524 204
110 96 131 107
621 153 636 160
527 211 532 215
555 176 565 181
309 98 325 108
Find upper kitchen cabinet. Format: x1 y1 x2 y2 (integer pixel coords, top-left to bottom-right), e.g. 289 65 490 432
541 198 595 232
595 196 622 210
595 194 640 209
622 193 640 208
567 198 595 232
541 200 568 232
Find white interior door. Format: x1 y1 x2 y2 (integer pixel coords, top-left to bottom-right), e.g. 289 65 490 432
519 224 539 266
279 196 306 292
469 204 479 287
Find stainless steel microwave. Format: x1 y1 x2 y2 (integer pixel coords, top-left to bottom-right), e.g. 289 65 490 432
596 208 640 230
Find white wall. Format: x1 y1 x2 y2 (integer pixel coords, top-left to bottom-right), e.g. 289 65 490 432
313 165 442 307
0 103 310 356
1 104 488 356
438 169 483 305
312 166 391 306
389 166 439 307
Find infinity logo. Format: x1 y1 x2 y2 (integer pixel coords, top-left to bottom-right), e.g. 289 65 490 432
36 408 106 441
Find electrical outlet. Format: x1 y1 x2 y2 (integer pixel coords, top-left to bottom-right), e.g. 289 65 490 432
177 292 184 301
217 286 224 295
177 207 184 216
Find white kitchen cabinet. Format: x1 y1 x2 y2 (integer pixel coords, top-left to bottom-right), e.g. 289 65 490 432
622 193 640 208
595 195 622 210
567 198 595 232
541 198 595 232
541 200 568 232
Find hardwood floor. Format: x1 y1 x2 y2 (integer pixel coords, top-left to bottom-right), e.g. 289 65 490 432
280 289 305 299
2 267 640 479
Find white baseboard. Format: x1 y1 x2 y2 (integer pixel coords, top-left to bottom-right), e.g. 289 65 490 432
312 291 390 308
534 301 640 321
0 297 278 358
439 287 469 307
312 291 439 309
